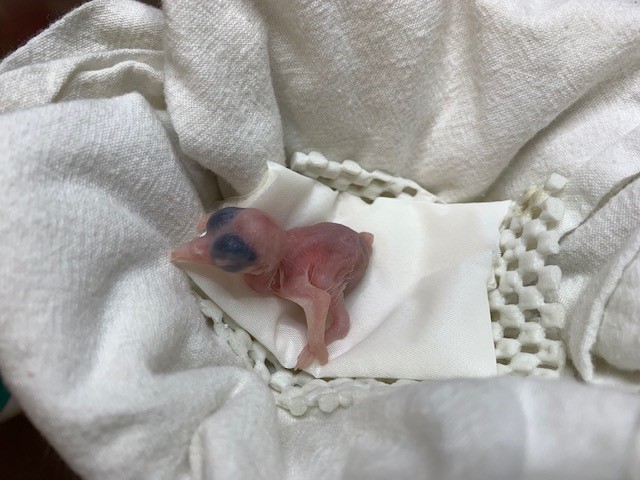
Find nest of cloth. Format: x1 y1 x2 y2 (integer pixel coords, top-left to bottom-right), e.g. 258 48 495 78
1 1 640 478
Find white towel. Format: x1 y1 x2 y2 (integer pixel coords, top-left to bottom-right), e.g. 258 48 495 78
2 1 640 478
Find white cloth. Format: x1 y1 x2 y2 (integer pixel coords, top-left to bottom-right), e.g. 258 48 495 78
183 162 509 379
570 222 640 390
595 232 640 372
561 174 640 388
2 0 640 479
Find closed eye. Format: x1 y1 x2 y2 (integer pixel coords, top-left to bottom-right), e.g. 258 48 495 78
210 233 257 272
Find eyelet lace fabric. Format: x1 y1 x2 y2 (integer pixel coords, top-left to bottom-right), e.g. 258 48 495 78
198 153 567 416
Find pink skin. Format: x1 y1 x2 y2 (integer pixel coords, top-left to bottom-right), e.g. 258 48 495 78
171 208 373 369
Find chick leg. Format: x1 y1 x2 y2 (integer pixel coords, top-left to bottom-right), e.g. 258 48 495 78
279 278 331 369
294 295 351 369
324 294 350 346
294 345 315 371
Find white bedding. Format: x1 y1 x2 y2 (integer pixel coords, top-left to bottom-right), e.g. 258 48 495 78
1 0 640 478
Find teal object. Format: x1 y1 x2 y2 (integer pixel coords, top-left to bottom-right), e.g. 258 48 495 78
0 375 10 410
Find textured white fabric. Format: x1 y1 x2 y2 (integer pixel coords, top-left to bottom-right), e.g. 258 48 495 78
562 177 640 388
596 239 640 372
570 222 640 390
183 163 509 379
2 0 640 479
164 0 640 204
0 94 281 478
276 377 640 480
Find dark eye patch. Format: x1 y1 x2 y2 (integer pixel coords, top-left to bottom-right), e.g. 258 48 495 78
210 233 257 272
206 207 241 232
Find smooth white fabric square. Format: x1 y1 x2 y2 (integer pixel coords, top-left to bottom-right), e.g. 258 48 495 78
182 162 510 379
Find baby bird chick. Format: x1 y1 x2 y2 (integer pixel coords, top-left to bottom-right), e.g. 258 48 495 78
171 207 373 369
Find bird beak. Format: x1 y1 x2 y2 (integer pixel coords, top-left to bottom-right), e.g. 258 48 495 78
170 236 214 265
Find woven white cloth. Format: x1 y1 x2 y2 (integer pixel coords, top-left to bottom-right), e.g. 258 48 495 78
2 0 640 479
